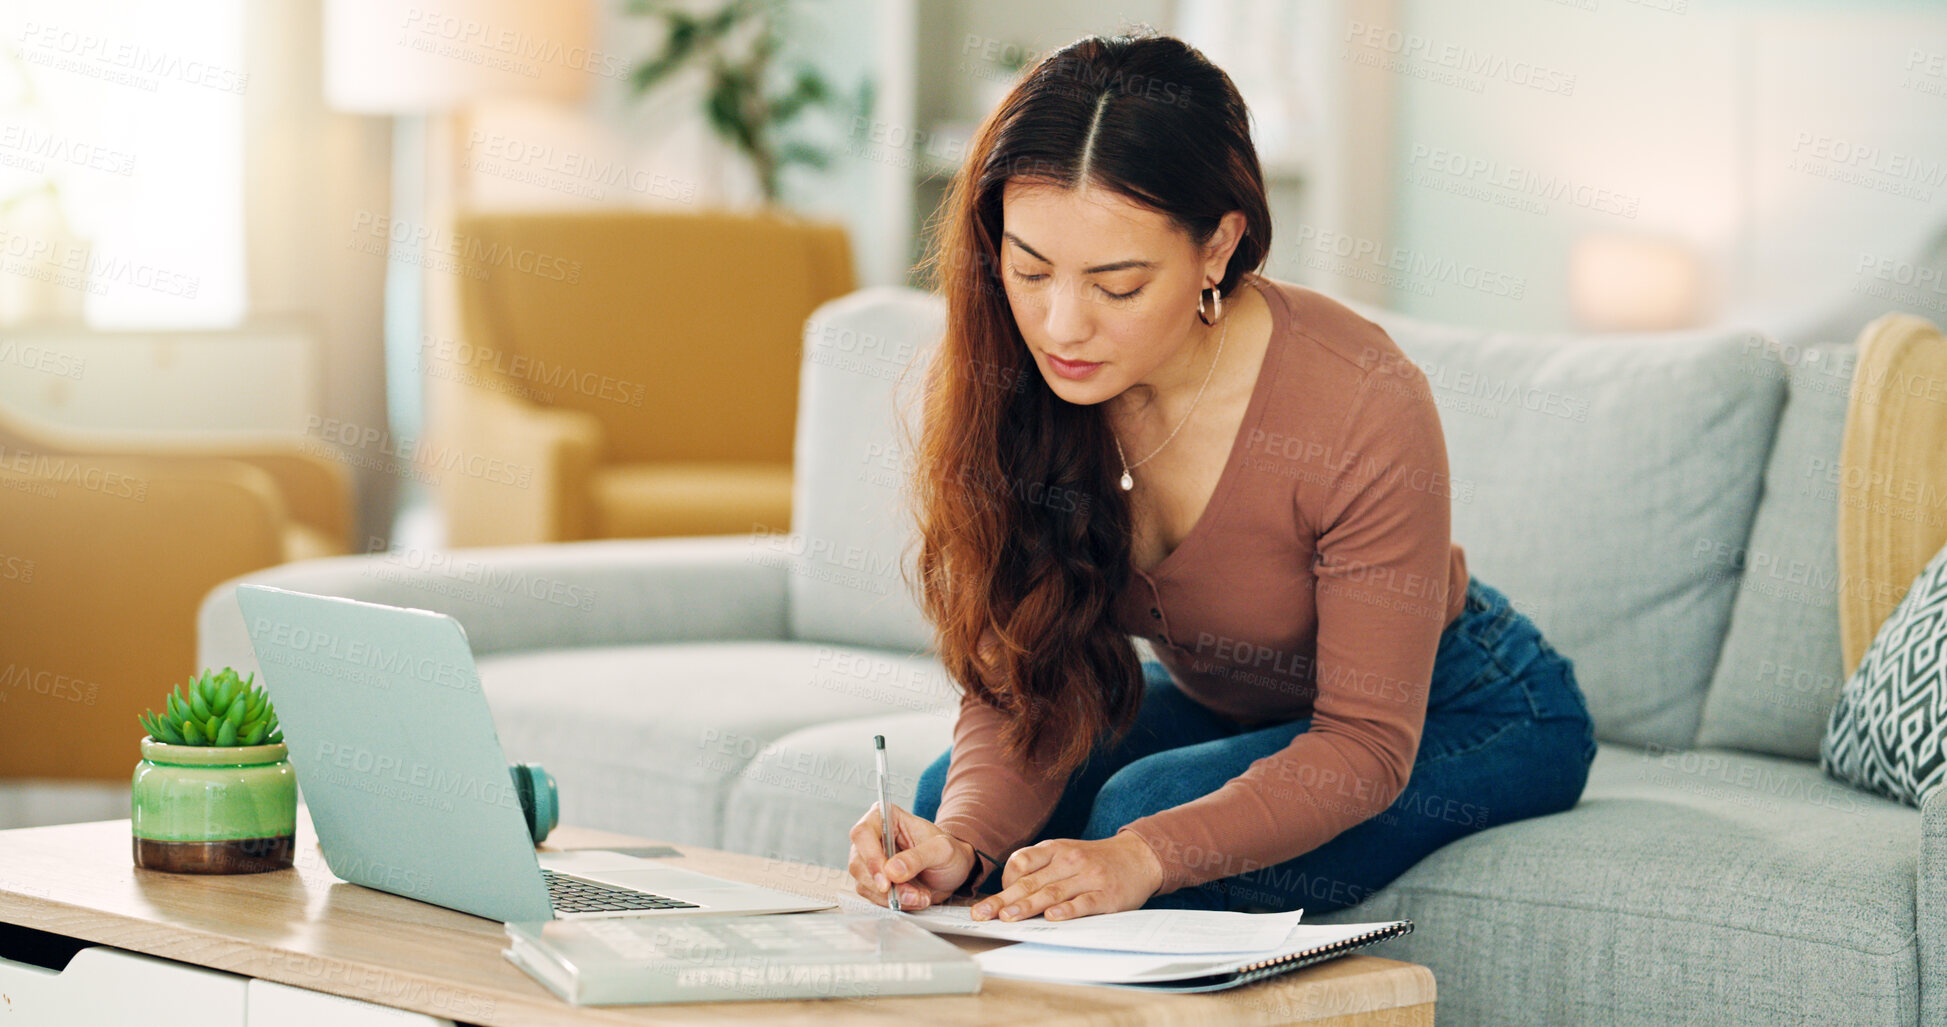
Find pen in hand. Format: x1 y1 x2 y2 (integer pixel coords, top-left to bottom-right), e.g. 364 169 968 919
874 734 901 911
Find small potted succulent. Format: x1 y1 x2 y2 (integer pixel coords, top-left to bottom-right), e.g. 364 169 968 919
131 667 296 873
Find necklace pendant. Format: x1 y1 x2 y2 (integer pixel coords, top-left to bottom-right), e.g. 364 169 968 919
1119 470 1134 491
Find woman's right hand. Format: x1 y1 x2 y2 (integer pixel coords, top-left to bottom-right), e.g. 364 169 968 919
847 802 978 910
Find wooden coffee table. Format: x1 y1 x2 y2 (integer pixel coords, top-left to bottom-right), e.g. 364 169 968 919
0 813 1434 1025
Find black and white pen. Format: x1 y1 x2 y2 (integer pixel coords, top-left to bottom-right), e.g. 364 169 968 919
874 734 901 911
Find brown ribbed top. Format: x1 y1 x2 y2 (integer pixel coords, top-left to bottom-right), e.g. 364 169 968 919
934 273 1469 895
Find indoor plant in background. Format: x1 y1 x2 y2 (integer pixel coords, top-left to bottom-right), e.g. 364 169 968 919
626 0 872 204
131 668 295 873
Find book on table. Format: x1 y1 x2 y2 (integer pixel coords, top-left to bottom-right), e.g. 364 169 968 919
500 912 981 1005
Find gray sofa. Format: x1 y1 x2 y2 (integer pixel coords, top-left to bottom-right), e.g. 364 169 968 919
198 285 1944 1026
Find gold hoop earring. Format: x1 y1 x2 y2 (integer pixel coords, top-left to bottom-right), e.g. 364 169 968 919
1197 284 1224 326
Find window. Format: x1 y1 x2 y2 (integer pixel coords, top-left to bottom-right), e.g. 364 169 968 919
1 0 244 328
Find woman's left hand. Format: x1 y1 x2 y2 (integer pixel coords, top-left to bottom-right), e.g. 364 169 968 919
970 832 1165 921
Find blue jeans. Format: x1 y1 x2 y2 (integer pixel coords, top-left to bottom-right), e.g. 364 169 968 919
913 575 1598 914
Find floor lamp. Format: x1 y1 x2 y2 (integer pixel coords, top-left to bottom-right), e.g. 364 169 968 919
322 0 592 537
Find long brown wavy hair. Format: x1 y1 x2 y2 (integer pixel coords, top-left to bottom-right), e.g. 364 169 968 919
896 31 1273 782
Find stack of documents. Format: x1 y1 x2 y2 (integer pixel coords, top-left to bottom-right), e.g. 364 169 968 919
836 894 1412 993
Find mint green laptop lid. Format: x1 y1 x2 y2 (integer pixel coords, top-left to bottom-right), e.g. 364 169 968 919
235 583 556 922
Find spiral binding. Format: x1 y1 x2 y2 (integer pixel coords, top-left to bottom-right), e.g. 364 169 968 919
1228 919 1414 982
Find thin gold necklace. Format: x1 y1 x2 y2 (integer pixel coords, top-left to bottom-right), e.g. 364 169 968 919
1112 311 1229 492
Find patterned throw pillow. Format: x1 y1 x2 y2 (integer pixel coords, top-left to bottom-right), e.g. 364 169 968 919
1820 536 1947 807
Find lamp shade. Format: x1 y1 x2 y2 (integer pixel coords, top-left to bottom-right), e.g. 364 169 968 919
324 0 597 112
1569 232 1705 332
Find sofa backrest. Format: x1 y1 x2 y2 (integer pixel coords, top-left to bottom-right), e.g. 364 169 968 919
1336 298 1788 751
1695 341 1857 760
786 287 943 652
789 285 1799 753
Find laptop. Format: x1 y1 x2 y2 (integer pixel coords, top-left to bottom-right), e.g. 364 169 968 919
235 583 835 923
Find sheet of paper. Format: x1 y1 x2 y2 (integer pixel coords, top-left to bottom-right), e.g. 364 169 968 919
834 892 1305 954
974 921 1404 985
973 944 1187 982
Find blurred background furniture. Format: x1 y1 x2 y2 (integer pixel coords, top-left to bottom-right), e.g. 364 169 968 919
202 287 1945 1026
427 208 855 546
1 404 352 782
1837 312 1947 676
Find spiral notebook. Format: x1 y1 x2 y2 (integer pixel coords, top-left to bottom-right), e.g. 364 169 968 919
973 919 1414 993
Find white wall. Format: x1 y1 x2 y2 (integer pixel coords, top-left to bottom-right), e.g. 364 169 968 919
452 0 914 289
1380 1 1947 333
915 1 1175 127
0 328 316 433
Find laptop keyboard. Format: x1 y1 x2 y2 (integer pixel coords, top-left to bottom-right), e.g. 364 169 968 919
541 868 701 912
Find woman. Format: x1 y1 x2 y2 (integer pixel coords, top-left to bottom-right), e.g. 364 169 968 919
846 31 1597 922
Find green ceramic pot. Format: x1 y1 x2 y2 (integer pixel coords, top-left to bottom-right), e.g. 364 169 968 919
131 737 296 873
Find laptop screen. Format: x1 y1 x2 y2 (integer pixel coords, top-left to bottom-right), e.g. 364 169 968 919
236 584 556 922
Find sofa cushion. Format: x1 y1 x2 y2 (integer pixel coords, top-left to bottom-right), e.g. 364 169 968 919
720 709 959 870
1696 342 1856 759
1309 742 1919 1026
474 640 958 846
787 287 947 653
1821 533 1947 807
1339 298 1788 750
720 641 1164 868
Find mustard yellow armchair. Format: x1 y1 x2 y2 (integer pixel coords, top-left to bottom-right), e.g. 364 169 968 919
0 403 352 560
0 407 353 781
428 208 855 546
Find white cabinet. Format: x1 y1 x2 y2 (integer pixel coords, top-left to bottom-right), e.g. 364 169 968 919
0 944 247 1026
247 977 458 1026
0 940 458 1027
